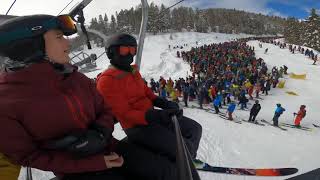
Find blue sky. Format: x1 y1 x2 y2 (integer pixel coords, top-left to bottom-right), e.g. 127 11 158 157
185 0 320 19
1 0 320 20
266 0 320 18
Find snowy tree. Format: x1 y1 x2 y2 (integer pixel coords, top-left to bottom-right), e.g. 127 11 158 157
158 4 170 33
98 14 105 32
103 13 109 33
304 9 320 51
194 9 209 33
110 15 117 33
89 17 99 30
284 17 301 45
147 2 160 34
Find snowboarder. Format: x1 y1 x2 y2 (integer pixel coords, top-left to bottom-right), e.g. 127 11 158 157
97 33 202 162
264 48 268 54
248 100 261 122
272 104 286 126
294 105 307 128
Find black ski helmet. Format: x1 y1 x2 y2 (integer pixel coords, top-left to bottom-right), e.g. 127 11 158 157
105 33 137 60
0 14 77 62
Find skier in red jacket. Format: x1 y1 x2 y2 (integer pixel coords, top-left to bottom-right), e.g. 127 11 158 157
97 33 202 161
294 105 307 128
0 15 180 180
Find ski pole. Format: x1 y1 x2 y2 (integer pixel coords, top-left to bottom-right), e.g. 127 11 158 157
26 167 33 180
172 115 200 180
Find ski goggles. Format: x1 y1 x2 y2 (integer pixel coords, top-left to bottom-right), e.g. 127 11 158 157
119 46 137 56
56 15 78 35
42 15 77 36
0 15 77 45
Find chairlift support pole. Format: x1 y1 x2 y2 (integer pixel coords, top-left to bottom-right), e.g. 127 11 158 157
135 0 149 70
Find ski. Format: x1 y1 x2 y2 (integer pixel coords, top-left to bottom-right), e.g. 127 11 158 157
204 108 224 115
280 123 312 131
194 159 298 176
219 115 242 124
238 108 249 111
261 119 287 131
241 119 265 126
313 124 320 128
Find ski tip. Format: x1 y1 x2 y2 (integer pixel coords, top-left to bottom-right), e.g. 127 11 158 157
256 168 298 176
278 168 299 176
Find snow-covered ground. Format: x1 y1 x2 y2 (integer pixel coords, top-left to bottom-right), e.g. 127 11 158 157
20 32 320 180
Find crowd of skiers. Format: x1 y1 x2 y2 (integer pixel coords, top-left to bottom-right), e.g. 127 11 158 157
154 38 306 127
149 75 306 128
260 39 319 65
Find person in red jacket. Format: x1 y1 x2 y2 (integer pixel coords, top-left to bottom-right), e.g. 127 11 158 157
0 15 178 180
294 105 307 128
97 33 202 161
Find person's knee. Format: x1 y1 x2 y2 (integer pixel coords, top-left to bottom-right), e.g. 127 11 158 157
194 121 202 137
182 117 202 134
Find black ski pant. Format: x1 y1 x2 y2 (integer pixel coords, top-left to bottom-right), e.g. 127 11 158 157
62 140 178 180
125 116 202 160
62 168 126 180
214 105 220 114
183 92 188 107
248 112 258 122
198 95 204 108
273 114 280 126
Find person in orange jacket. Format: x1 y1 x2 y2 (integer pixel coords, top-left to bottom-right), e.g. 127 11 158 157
294 105 307 128
97 33 202 161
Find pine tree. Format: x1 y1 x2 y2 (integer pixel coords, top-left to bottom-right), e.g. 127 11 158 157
89 17 99 29
147 2 160 34
103 13 109 34
110 15 117 33
304 8 320 51
284 17 300 44
98 14 105 32
158 4 170 33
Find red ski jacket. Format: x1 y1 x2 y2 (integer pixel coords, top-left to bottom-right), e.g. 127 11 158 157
97 65 157 129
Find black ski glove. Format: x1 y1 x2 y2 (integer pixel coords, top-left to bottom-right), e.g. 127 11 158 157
45 122 112 159
145 108 183 126
163 108 183 118
66 127 112 158
153 97 179 110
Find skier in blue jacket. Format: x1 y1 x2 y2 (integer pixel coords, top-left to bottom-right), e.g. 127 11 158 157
213 97 221 114
227 101 236 120
273 103 286 126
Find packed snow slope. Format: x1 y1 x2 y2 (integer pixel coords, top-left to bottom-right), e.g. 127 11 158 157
21 32 320 180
